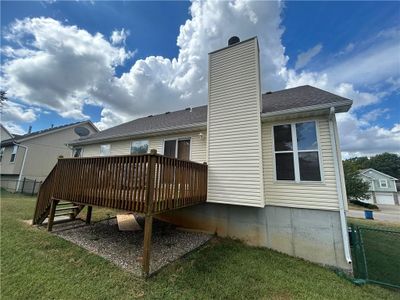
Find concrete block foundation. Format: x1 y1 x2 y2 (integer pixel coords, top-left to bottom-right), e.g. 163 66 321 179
157 203 351 271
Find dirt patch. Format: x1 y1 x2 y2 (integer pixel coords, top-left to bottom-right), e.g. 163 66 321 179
38 217 212 276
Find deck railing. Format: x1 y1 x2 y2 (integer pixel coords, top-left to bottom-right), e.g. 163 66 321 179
33 151 208 225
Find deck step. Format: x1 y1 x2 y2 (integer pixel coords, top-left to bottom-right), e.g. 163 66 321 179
54 212 74 217
57 202 75 206
56 206 79 211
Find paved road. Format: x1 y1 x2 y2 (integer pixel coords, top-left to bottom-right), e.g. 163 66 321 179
347 205 400 223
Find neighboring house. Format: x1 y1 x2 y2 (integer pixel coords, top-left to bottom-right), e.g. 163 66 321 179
0 121 98 191
69 37 353 270
1 124 14 141
359 168 399 205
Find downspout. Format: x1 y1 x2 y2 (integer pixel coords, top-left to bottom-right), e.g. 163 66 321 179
329 107 352 264
14 142 29 193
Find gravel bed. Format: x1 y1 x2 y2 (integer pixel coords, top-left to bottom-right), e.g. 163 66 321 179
41 217 212 276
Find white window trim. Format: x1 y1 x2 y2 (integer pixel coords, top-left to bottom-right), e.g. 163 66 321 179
272 120 324 183
162 137 192 160
10 145 18 163
100 144 111 156
379 179 388 188
130 140 149 155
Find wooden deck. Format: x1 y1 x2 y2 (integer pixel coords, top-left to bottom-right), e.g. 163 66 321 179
32 150 208 276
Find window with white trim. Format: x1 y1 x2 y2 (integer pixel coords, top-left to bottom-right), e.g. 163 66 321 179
379 179 388 188
163 138 190 160
131 140 149 155
10 145 18 163
100 144 111 156
273 121 321 182
0 147 4 162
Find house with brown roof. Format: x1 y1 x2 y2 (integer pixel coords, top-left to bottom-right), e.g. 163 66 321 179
0 121 98 191
64 37 353 270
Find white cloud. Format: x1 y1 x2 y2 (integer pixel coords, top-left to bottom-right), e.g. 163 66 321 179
2 17 133 120
336 43 354 57
1 100 37 123
1 2 399 157
1 121 26 136
337 113 400 158
2 2 288 130
295 43 322 70
110 28 129 45
361 108 390 122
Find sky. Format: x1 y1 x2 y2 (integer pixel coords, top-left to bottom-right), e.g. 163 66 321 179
1 0 399 158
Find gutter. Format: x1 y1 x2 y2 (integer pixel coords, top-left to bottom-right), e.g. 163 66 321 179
13 142 28 193
329 107 352 265
260 100 353 121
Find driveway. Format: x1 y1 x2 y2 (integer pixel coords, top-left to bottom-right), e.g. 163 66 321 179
347 205 400 223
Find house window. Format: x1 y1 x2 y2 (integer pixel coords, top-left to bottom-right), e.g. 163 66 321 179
273 121 321 182
131 140 149 155
100 144 111 156
163 138 191 160
379 179 388 188
10 145 18 163
73 147 83 158
0 147 4 162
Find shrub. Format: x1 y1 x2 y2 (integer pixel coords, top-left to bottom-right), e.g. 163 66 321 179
350 200 379 210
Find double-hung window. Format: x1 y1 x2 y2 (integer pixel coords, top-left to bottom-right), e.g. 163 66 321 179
273 121 321 182
10 145 18 163
379 179 388 188
100 144 111 156
163 138 191 160
131 140 149 155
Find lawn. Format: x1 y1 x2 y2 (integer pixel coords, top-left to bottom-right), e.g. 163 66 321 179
1 192 399 300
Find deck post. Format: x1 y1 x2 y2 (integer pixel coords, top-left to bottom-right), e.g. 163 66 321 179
47 198 58 232
142 149 157 277
86 206 93 224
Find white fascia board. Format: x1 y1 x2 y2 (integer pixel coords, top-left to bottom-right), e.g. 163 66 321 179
260 101 352 121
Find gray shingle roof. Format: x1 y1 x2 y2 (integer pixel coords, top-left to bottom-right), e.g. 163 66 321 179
73 106 208 145
71 85 352 145
262 85 351 114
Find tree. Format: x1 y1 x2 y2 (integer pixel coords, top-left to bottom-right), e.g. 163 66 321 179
0 90 7 103
368 152 400 179
343 160 371 201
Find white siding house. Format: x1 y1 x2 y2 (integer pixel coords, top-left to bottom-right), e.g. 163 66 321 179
69 37 353 270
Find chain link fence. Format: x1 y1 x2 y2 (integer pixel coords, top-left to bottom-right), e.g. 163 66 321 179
350 224 400 289
1 178 42 195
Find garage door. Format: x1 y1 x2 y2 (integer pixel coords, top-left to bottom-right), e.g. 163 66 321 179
375 193 395 205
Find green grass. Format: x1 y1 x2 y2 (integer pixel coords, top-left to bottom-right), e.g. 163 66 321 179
1 192 399 300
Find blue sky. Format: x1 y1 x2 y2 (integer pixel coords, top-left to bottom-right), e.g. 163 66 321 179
1 1 399 156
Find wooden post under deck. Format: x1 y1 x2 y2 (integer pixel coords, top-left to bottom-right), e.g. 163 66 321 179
86 206 93 225
142 149 157 277
47 199 58 232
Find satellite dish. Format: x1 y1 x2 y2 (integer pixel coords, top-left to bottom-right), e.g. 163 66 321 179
74 126 90 137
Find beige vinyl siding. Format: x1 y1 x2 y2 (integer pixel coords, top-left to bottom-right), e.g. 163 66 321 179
207 38 264 207
81 130 207 163
262 116 340 211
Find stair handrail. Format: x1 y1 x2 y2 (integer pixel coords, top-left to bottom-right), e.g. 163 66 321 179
32 164 58 224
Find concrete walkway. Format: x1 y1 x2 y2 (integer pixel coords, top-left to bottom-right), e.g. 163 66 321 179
347 205 400 223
